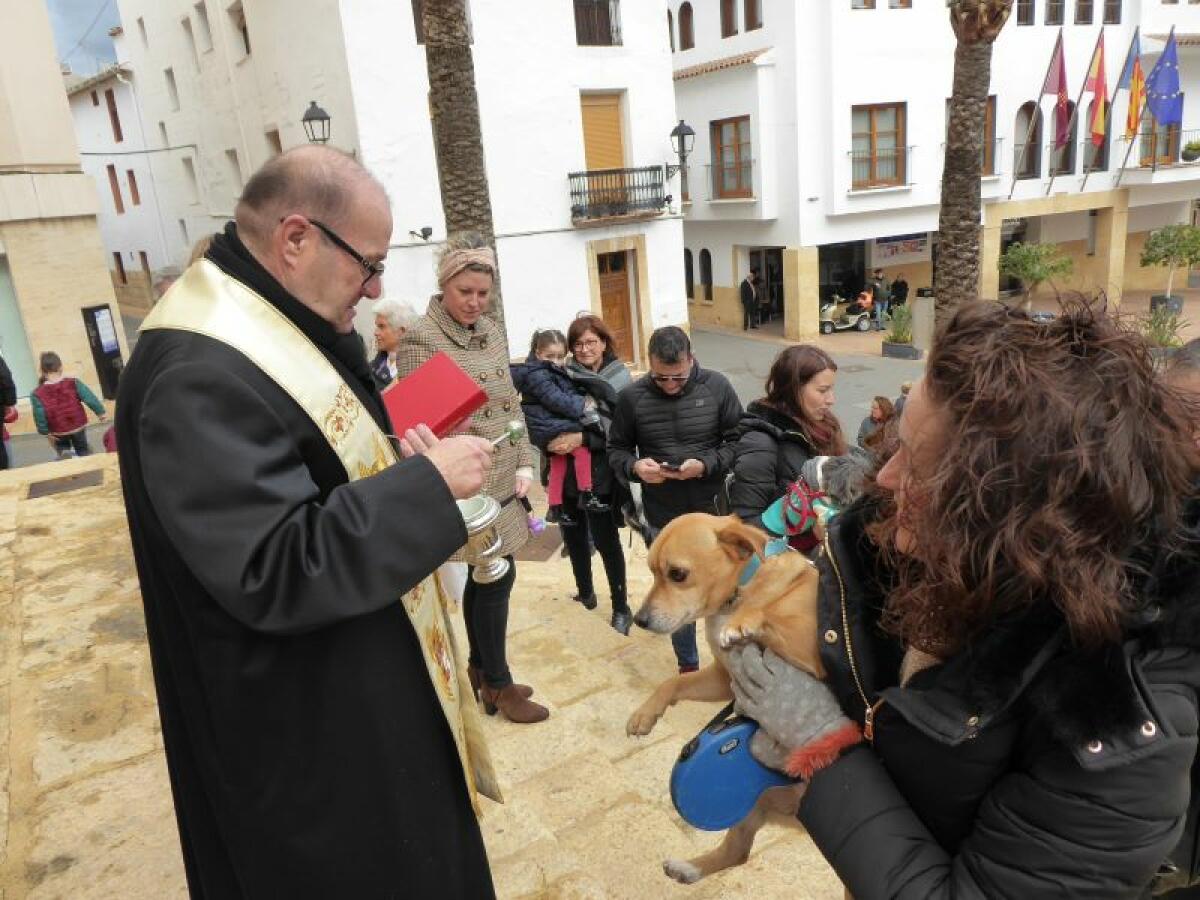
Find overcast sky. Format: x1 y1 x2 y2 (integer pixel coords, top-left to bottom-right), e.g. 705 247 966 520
46 0 120 76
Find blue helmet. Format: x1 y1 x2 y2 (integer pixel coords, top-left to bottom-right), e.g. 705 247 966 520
670 710 795 831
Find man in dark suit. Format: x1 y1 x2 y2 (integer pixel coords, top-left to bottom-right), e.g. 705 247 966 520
741 267 760 330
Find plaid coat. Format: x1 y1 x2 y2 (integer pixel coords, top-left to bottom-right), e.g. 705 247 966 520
398 297 533 561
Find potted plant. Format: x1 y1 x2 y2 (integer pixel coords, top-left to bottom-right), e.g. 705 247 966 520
998 242 1073 313
881 302 921 359
1182 140 1200 163
1140 223 1200 316
1137 305 1188 362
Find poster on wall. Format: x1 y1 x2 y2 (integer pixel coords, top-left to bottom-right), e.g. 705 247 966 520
870 232 931 268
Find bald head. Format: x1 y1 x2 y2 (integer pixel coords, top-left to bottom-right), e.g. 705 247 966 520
235 145 387 245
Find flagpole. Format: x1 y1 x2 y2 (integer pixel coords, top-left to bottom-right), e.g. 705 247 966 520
1046 29 1104 196
1009 28 1064 201
1081 26 1137 191
1115 25 1174 188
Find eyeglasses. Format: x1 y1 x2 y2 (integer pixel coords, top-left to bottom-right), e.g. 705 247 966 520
573 339 603 350
650 373 690 383
290 217 385 288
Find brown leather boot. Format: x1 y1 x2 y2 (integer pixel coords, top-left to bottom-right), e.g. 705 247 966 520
468 665 533 701
480 683 549 723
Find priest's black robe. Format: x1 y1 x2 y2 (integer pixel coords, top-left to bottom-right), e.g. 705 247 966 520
115 225 495 899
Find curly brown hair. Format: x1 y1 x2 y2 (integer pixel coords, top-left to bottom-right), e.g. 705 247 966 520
878 300 1199 655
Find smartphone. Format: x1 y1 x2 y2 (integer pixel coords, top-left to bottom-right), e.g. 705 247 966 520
659 462 681 472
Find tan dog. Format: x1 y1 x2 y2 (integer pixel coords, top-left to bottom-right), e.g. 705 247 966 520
626 513 824 884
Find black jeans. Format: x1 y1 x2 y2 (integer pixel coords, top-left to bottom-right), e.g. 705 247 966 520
463 557 516 690
742 304 757 330
54 430 91 457
559 509 628 612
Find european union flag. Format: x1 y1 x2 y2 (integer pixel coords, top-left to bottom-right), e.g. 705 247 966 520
1146 31 1183 127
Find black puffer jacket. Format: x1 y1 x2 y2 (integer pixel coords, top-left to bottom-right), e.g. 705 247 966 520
509 356 587 449
549 355 632 501
607 362 742 529
799 498 1200 899
728 401 819 530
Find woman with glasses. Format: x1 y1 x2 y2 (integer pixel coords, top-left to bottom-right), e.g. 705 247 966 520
543 315 634 634
398 232 548 724
728 345 848 552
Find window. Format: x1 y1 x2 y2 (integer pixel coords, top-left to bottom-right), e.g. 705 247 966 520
225 149 244 194
182 156 200 203
227 1 250 57
1074 0 1093 22
1017 0 1035 24
721 0 737 37
193 2 213 50
106 164 125 214
139 251 151 275
745 0 762 29
710 115 753 198
1050 101 1077 175
137 16 148 47
851 103 906 188
158 121 168 147
574 0 622 46
265 128 283 157
679 3 694 49
411 0 425 44
90 90 99 106
104 89 123 143
183 18 200 70
1014 101 1043 179
684 249 694 299
127 170 141 205
1046 0 1064 24
1084 99 1109 171
668 9 674 50
1103 0 1121 21
164 67 180 112
1141 113 1182 165
113 252 127 285
852 0 876 7
699 249 713 302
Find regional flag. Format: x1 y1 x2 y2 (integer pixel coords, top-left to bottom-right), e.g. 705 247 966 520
1146 30 1183 128
1084 34 1108 147
1118 32 1146 139
1042 33 1070 149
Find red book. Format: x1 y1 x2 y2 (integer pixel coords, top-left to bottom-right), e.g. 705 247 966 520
382 351 487 438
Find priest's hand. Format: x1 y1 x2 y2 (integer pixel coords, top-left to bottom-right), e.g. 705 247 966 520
401 425 493 499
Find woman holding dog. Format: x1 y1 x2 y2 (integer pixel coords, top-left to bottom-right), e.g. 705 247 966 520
544 314 634 634
728 346 847 547
728 301 1200 897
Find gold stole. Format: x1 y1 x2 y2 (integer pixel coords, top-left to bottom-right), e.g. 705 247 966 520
142 260 501 809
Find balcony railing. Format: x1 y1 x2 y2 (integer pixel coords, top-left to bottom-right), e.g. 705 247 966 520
1115 128 1200 172
568 165 666 223
849 146 912 190
705 159 755 200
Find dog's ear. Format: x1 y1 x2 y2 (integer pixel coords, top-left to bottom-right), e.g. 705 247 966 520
716 517 769 564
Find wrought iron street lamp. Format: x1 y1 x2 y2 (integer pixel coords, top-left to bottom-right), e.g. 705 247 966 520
666 119 695 179
301 101 331 144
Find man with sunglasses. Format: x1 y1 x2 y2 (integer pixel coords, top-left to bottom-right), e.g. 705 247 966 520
114 145 500 898
608 326 743 673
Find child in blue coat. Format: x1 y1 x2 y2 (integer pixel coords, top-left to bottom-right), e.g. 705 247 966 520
510 329 604 523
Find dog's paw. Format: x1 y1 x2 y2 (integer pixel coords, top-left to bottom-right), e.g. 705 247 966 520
626 707 660 737
663 859 703 884
718 623 754 650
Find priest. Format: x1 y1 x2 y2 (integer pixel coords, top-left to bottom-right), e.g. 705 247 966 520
116 145 500 898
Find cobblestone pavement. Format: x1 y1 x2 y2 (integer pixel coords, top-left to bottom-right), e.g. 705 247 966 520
0 454 844 899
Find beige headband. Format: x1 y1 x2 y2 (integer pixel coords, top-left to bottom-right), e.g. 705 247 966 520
437 247 496 286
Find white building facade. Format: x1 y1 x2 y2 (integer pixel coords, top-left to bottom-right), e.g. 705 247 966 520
108 0 687 362
672 0 1200 338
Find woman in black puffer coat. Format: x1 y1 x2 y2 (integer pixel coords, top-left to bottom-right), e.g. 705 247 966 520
728 302 1200 899
729 346 847 550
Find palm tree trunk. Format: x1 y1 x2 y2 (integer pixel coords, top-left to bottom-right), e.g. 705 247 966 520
934 1 1014 335
423 0 506 332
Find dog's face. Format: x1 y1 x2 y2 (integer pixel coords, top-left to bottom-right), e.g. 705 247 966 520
634 514 767 634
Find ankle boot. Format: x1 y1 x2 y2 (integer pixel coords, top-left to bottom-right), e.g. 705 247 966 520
468 665 532 701
480 683 549 723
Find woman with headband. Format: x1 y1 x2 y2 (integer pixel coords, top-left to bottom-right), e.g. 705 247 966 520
399 232 548 724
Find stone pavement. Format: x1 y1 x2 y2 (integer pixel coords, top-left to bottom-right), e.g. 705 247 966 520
0 453 846 899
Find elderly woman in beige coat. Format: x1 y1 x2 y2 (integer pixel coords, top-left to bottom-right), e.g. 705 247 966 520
398 232 547 724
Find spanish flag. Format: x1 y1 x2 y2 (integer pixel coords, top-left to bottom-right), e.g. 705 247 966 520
1084 34 1107 147
1118 31 1146 139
